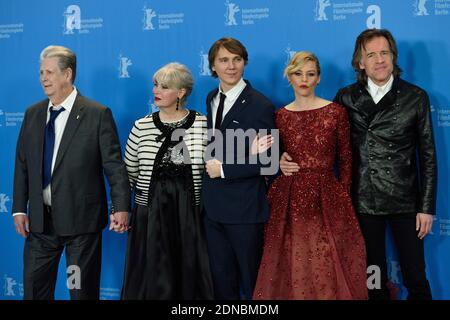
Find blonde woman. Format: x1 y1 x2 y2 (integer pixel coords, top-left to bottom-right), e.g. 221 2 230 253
253 52 367 300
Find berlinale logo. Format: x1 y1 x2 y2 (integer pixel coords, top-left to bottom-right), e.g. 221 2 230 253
0 109 5 127
414 0 430 16
225 1 240 26
315 0 331 21
0 193 10 213
3 274 23 297
285 46 296 65
118 55 132 79
199 50 211 76
143 5 157 30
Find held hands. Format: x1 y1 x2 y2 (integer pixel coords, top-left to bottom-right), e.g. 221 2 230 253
13 215 30 238
280 152 299 176
14 212 130 236
416 213 433 239
109 211 130 234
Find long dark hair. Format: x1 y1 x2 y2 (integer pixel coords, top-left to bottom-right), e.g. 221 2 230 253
352 28 402 83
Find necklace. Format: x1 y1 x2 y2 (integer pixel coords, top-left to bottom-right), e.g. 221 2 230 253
160 109 189 123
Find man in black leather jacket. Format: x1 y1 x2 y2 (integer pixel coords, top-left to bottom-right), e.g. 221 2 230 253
280 29 436 300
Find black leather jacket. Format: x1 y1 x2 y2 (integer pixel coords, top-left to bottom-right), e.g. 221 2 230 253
334 77 436 215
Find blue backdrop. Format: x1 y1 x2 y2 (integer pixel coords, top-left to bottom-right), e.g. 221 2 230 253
1 0 449 300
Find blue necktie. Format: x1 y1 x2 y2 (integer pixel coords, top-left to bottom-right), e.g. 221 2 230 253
42 107 65 188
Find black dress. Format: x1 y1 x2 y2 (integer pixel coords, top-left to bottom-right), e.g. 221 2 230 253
122 111 213 299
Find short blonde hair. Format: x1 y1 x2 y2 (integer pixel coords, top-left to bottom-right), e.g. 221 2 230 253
284 51 321 79
153 62 194 106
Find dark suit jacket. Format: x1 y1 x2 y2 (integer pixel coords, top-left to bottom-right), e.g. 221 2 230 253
12 93 130 236
334 78 436 215
202 80 275 224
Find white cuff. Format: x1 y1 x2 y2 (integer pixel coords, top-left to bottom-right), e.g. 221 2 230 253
12 212 27 217
220 164 225 178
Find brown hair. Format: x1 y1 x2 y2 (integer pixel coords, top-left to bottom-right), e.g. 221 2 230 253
352 28 402 83
208 37 248 78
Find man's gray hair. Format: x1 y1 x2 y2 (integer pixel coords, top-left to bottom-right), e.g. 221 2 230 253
40 45 77 84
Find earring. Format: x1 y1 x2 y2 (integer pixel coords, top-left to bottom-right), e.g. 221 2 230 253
176 97 180 110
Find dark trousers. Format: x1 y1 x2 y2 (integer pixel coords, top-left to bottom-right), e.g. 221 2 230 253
358 213 432 300
204 216 264 300
23 207 102 300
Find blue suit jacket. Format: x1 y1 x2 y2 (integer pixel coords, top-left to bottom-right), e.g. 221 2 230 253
202 80 275 224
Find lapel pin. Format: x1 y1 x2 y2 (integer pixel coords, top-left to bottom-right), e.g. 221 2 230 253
76 115 80 120
241 99 246 104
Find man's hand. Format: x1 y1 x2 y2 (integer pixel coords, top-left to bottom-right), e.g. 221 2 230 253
416 213 433 240
251 134 273 155
109 211 130 234
280 152 299 176
14 215 30 238
206 159 222 178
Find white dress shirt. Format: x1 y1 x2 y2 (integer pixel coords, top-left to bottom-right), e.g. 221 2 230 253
211 78 247 128
367 74 394 104
210 78 247 178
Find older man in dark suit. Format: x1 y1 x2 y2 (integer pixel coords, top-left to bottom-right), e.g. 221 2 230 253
12 45 130 300
202 37 276 300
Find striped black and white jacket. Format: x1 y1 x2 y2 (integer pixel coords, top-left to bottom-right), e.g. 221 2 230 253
124 110 207 207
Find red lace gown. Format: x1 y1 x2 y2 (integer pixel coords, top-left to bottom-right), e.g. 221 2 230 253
253 103 368 300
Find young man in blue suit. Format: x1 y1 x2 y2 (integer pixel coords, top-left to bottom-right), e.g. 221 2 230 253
202 37 276 300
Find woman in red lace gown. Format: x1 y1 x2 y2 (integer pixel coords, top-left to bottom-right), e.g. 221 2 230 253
253 52 368 300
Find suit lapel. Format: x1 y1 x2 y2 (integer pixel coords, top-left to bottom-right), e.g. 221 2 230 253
371 77 400 124
206 89 218 129
35 101 49 172
53 94 85 171
375 77 399 110
351 84 375 126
